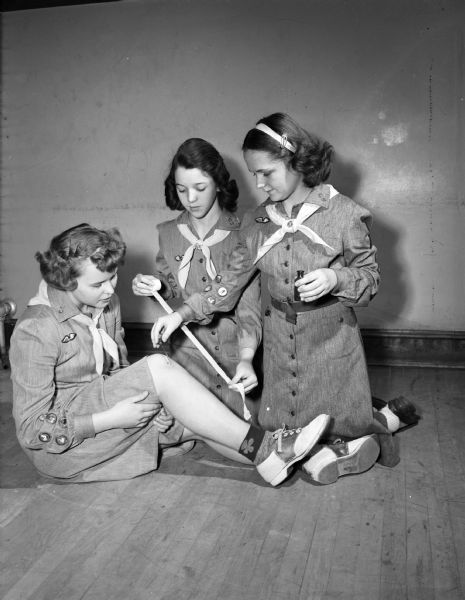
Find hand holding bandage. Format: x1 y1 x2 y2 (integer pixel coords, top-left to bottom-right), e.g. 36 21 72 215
150 284 251 421
133 274 162 297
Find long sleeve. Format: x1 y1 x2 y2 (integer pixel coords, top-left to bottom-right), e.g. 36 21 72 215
331 203 380 307
235 272 262 353
180 227 259 325
154 227 181 300
10 316 96 454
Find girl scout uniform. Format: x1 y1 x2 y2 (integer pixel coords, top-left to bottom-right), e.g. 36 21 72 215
178 184 397 464
10 282 184 481
155 209 262 418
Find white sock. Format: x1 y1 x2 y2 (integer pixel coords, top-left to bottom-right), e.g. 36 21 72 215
378 406 401 432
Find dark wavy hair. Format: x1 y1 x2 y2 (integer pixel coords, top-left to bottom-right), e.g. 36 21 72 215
35 223 126 291
164 138 239 212
242 112 333 188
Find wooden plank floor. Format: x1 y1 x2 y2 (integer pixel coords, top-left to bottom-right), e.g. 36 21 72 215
1 366 464 600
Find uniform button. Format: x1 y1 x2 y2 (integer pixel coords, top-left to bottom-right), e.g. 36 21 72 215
59 417 67 426
285 278 289 284
216 384 221 390
290 354 295 359
55 435 68 446
289 334 294 339
284 261 289 267
46 413 57 424
215 275 222 283
266 407 270 411
264 309 271 316
199 258 204 263
202 276 207 282
291 391 296 397
290 410 296 416
211 330 216 335
292 372 297 377
38 432 51 442
339 317 344 323
286 245 291 251
215 346 220 351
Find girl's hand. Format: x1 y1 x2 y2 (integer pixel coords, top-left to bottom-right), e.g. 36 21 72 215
231 360 258 393
93 392 161 432
295 268 337 302
132 274 162 296
151 312 183 347
153 407 174 433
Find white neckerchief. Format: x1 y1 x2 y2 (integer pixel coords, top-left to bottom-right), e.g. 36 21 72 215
28 280 119 375
253 186 338 264
177 223 231 288
72 313 119 375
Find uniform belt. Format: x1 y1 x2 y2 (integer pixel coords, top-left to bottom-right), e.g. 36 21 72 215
270 295 339 324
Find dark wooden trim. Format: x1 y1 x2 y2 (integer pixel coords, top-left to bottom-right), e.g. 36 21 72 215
4 320 465 369
123 323 465 369
1 0 120 11
360 329 465 369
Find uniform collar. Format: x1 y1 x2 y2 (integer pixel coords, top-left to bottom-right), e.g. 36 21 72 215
177 209 241 235
46 285 86 322
29 280 111 323
263 184 336 215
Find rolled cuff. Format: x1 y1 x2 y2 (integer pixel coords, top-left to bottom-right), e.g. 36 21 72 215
72 413 96 441
178 303 197 323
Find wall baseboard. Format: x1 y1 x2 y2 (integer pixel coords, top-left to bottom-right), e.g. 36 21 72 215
123 323 465 369
360 329 465 369
4 321 465 369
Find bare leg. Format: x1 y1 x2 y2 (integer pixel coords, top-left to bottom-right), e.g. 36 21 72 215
145 355 331 486
146 354 249 452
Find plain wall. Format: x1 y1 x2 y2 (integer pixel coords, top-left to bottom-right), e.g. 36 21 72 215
1 0 464 329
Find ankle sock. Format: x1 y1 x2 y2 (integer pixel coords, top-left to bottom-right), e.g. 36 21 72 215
238 425 266 463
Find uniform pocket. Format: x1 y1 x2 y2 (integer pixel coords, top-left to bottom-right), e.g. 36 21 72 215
305 303 360 360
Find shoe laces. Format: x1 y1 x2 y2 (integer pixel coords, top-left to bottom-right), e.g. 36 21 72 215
272 424 302 452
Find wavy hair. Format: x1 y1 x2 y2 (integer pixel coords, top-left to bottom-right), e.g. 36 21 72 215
35 223 126 291
164 138 239 212
242 112 333 188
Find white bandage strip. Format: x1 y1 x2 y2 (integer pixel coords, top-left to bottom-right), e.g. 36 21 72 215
152 289 251 421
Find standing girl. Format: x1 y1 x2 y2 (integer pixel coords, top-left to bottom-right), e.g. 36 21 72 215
133 138 261 419
153 113 400 484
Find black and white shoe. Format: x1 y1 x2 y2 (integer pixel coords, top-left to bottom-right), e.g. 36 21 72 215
302 434 380 485
256 414 330 487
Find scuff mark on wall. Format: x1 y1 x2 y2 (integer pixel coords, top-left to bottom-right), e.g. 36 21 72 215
370 112 409 146
381 122 409 146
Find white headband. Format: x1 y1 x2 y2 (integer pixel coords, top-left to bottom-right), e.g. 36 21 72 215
254 123 296 153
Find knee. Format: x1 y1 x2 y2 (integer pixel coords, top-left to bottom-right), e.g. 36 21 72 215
146 353 178 384
146 353 172 371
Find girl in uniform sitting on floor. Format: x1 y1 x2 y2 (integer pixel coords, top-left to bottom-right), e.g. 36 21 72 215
9 223 329 484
